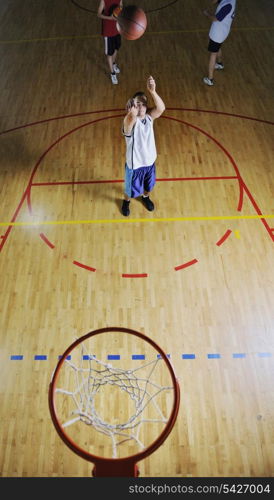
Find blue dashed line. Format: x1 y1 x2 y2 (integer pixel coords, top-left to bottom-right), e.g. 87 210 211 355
5 352 273 361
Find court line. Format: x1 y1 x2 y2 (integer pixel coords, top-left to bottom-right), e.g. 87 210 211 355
1 110 273 252
122 273 148 278
8 352 273 361
161 115 273 242
39 233 55 249
216 229 232 246
174 259 198 271
1 108 272 136
32 175 238 186
1 214 273 228
1 27 273 44
73 260 96 272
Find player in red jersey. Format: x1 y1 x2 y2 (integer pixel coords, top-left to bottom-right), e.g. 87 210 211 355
97 1 123 84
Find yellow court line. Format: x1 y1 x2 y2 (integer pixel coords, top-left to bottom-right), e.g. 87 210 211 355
1 214 273 228
0 27 273 44
234 230 241 239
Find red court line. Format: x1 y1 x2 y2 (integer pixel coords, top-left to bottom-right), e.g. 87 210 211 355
73 260 96 272
31 175 238 187
163 115 243 177
237 178 244 211
163 116 274 242
0 110 124 135
1 110 273 256
174 259 198 271
167 108 274 126
157 176 238 182
33 179 124 186
1 114 124 252
122 273 148 278
39 233 55 249
26 114 124 215
234 168 272 241
1 108 273 135
216 230 232 246
241 180 274 241
0 184 31 252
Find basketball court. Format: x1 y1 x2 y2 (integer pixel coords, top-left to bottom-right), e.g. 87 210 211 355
0 0 273 478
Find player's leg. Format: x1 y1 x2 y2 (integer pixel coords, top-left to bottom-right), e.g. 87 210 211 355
122 165 154 216
142 165 156 211
215 47 224 69
203 39 221 86
112 35 121 74
104 37 118 84
122 165 133 216
208 52 218 79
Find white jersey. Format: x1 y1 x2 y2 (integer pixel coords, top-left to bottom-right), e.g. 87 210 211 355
209 0 236 43
123 114 157 170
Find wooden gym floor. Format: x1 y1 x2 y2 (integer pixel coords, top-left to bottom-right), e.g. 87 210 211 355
0 0 273 478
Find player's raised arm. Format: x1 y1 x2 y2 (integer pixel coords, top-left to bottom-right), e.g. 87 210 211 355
146 76 165 120
123 98 138 135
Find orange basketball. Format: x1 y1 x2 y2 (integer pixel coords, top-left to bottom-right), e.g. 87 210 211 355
116 5 147 41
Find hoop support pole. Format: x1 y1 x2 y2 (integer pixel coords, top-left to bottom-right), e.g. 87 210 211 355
92 461 139 477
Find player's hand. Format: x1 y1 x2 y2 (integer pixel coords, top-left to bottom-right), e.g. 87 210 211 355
147 76 156 92
112 6 122 18
126 98 138 116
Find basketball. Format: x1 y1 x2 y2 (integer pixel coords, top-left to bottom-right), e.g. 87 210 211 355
116 5 147 41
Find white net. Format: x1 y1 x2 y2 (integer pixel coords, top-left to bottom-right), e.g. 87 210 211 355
54 338 175 459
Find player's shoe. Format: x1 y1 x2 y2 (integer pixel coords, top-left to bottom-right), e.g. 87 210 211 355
113 63 120 74
110 72 118 84
122 199 130 216
215 62 224 70
142 196 154 211
203 77 214 86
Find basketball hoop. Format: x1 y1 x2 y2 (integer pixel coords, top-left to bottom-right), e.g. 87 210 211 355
49 327 180 477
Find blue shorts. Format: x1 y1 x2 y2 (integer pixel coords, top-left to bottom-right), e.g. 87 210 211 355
124 164 156 198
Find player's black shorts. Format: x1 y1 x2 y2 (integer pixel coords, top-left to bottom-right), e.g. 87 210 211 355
104 34 121 56
208 38 222 53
